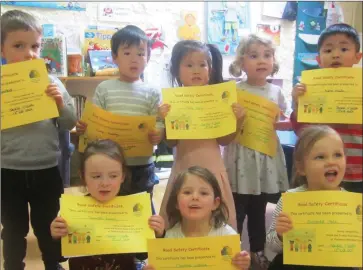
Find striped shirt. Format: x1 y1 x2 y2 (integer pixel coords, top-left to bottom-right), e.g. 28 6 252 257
290 110 363 183
93 79 163 166
266 185 346 253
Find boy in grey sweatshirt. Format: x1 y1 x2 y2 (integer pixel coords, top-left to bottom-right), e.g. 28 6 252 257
1 10 77 270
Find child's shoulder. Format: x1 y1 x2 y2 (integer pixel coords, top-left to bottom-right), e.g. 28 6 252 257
286 185 308 193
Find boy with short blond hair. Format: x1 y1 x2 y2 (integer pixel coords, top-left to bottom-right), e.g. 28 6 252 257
1 9 77 270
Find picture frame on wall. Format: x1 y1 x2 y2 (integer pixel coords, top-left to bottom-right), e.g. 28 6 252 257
206 1 250 56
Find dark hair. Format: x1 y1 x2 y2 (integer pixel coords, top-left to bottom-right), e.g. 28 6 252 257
1 10 42 44
111 25 152 61
169 40 224 87
80 139 130 194
292 125 342 188
166 166 229 229
318 23 360 53
230 34 279 78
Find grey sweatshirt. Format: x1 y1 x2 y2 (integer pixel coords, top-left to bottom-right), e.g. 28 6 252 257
1 76 77 170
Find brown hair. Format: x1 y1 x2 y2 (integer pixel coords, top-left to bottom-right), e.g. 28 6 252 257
80 139 130 194
1 10 42 44
229 34 279 78
292 125 342 188
166 166 229 229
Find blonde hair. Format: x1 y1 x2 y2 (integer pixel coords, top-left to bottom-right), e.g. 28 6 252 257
229 34 279 78
292 125 343 188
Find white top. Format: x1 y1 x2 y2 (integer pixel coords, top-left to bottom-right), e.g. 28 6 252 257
223 81 289 195
165 223 237 238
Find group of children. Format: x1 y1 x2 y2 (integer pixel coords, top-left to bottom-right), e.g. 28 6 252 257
1 9 361 270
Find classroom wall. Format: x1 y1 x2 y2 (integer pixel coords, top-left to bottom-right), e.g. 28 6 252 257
3 2 360 111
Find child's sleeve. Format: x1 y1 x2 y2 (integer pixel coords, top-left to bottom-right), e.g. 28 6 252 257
51 76 77 130
150 87 165 130
278 89 288 114
266 197 284 254
92 84 107 109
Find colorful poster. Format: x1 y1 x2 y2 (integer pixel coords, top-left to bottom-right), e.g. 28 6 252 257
148 235 241 270
60 193 155 257
1 59 59 130
206 2 250 55
2 1 86 11
283 191 362 267
256 24 281 46
162 81 237 139
79 101 156 157
177 11 201 41
236 91 280 157
298 68 362 124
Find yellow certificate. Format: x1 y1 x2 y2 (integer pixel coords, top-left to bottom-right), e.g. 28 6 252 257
298 68 362 124
162 81 237 139
282 191 362 267
1 59 59 130
60 193 155 257
148 235 241 269
236 90 280 157
78 101 156 157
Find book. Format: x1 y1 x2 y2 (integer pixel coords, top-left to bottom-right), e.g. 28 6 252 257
83 29 115 55
40 36 67 77
88 50 118 76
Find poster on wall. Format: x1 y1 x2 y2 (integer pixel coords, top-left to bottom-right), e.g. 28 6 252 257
2 1 86 11
177 11 201 41
206 2 250 56
98 3 139 23
256 24 281 46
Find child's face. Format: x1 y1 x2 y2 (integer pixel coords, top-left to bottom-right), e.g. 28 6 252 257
241 42 274 81
298 133 346 191
317 34 362 68
177 174 220 223
179 50 210 86
83 154 125 203
1 30 41 64
113 42 148 82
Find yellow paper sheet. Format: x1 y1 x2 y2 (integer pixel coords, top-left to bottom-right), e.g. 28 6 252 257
1 59 59 130
148 235 241 269
236 90 280 157
162 81 237 139
298 68 362 124
282 191 362 267
60 193 155 257
78 101 156 157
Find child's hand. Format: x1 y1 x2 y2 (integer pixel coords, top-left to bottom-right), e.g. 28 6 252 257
148 129 163 146
76 120 88 135
158 103 170 119
291 83 306 107
232 251 251 269
142 265 156 270
50 216 68 239
148 215 165 238
45 83 64 110
232 103 245 121
276 212 293 239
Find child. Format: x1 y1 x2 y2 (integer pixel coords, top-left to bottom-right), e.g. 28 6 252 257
144 166 251 270
266 125 356 270
1 10 77 270
50 139 165 270
291 23 362 194
158 40 246 230
223 34 289 270
76 25 164 210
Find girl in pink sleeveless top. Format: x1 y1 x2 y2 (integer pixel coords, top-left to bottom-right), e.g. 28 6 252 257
158 40 245 230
